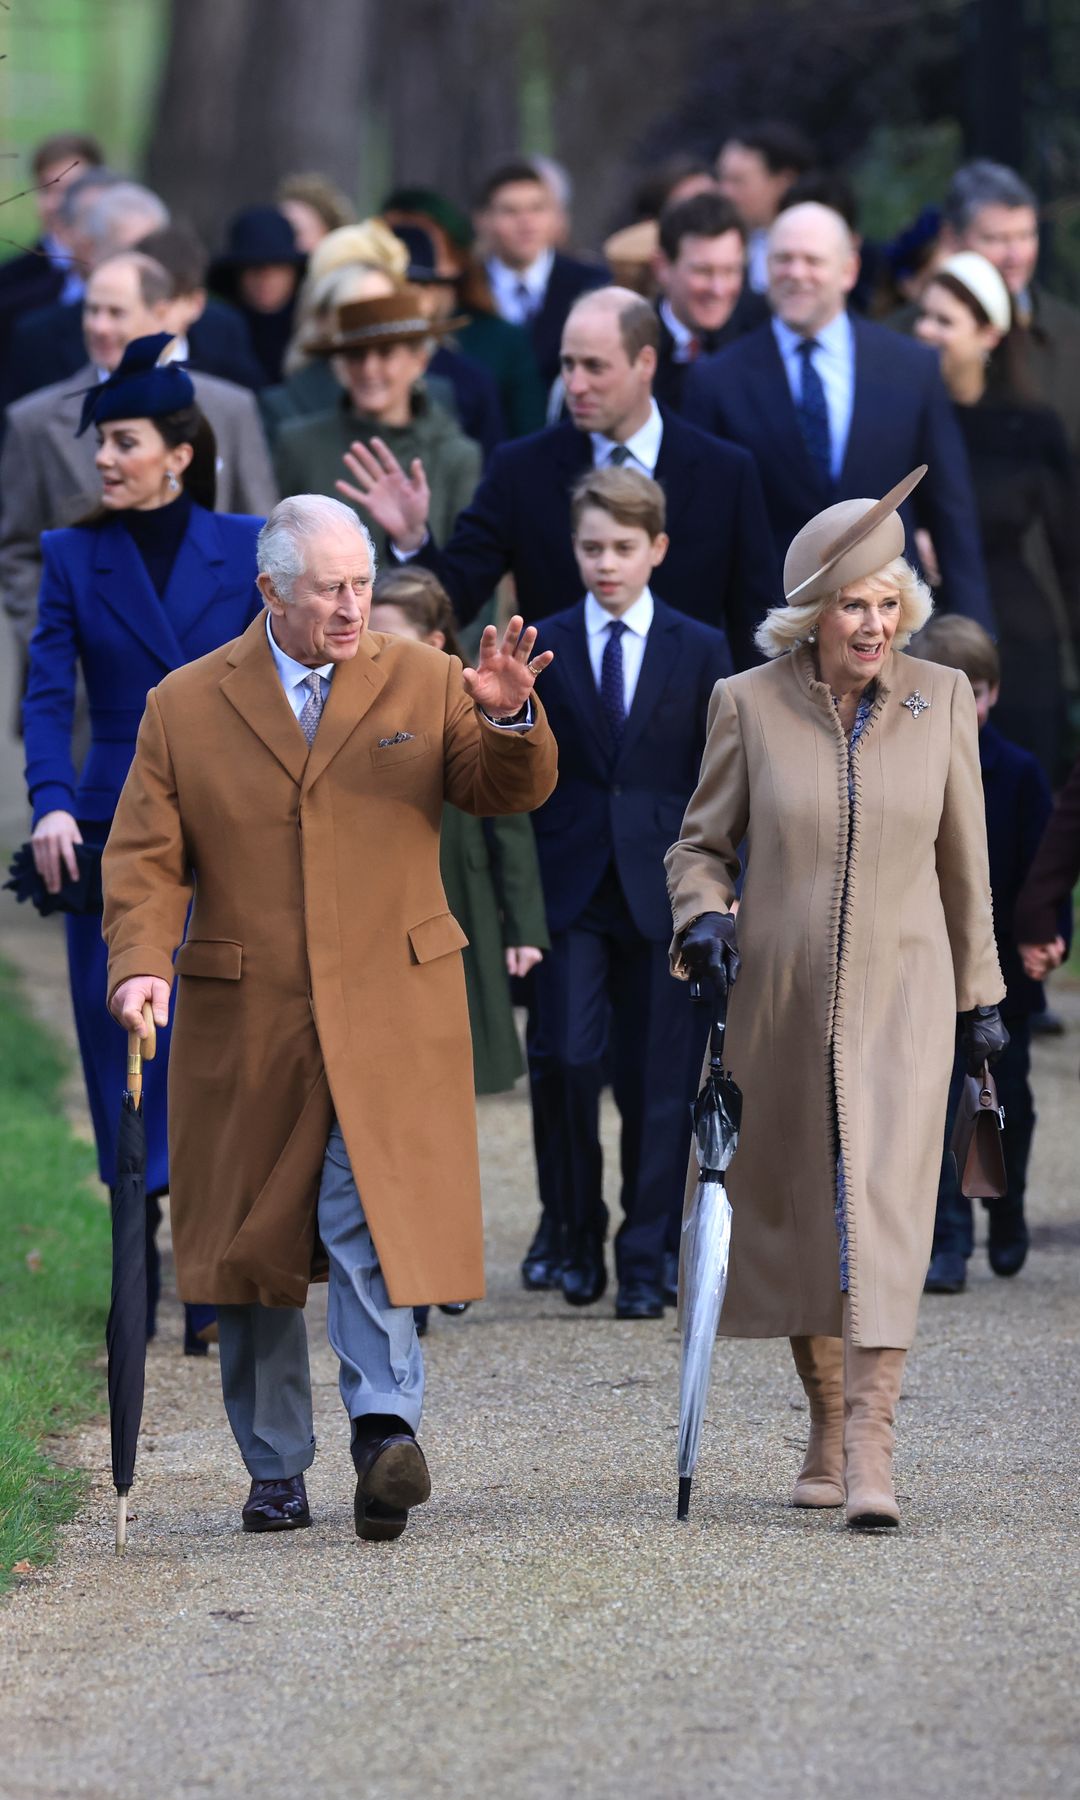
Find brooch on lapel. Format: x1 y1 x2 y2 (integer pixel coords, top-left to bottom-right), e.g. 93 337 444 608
377 731 416 748
902 691 930 718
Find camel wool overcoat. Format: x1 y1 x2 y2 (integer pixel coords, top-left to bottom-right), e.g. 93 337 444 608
102 614 557 1309
665 646 1004 1349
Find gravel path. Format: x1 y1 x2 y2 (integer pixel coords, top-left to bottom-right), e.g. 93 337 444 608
1 716 1078 1800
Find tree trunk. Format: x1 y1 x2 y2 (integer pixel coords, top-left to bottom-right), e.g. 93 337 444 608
145 0 372 248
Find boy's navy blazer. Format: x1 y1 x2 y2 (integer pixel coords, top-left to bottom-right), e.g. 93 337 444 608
23 505 263 823
417 405 778 673
979 720 1065 1014
531 596 731 940
682 316 993 631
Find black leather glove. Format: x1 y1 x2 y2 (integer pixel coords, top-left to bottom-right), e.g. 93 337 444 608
679 911 740 995
961 1004 1009 1074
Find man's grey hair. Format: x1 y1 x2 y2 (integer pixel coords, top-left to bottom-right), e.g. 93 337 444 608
530 153 573 213
57 168 122 231
944 160 1038 235
81 182 170 257
257 496 377 600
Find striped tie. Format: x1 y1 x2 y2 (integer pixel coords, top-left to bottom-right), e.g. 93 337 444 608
298 673 325 746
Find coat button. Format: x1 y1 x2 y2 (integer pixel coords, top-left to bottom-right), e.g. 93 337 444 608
612 784 622 797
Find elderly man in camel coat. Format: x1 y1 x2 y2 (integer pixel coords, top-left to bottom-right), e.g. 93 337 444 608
102 494 557 1543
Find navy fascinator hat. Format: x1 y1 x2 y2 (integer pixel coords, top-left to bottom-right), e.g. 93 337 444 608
75 333 196 437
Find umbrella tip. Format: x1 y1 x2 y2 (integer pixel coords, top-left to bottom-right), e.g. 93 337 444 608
677 1475 692 1522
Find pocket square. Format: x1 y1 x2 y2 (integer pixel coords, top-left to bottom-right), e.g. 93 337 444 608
377 731 416 748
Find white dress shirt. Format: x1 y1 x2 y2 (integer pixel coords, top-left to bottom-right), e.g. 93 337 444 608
590 399 664 477
266 612 334 719
486 249 555 324
746 229 770 294
584 587 654 713
771 310 855 482
659 297 697 363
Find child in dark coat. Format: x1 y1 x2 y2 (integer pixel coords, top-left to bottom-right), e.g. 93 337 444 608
910 616 1067 1290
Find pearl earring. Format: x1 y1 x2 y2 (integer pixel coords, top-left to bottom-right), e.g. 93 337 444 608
806 627 818 645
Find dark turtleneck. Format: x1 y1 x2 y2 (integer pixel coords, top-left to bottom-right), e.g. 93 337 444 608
119 489 193 597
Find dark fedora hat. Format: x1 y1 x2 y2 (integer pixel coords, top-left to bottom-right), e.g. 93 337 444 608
211 205 306 271
307 287 465 356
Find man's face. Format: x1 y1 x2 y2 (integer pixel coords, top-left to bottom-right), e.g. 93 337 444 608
83 262 169 371
260 523 373 667
717 143 792 231
656 229 746 334
478 179 557 269
559 305 655 438
37 157 84 237
970 676 1000 730
767 207 858 337
239 263 300 314
959 203 1039 297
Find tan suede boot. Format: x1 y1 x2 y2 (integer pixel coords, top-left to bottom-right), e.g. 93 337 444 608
789 1336 845 1506
842 1301 906 1530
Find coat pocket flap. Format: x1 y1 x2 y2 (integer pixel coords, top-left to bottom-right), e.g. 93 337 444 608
175 938 243 980
407 912 469 964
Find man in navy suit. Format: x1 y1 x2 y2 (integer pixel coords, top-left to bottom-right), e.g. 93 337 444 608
526 465 730 1318
474 160 608 389
683 202 993 630
336 287 778 675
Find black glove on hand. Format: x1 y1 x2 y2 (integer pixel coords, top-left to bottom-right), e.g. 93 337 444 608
962 1004 1009 1074
679 911 740 995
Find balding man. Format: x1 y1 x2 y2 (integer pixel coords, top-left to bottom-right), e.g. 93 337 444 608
338 285 777 671
684 202 992 628
102 495 557 1540
1 250 276 663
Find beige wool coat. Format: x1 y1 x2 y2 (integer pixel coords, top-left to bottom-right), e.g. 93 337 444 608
102 615 557 1309
665 645 1004 1349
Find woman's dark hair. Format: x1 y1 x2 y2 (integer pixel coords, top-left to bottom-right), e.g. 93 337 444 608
372 565 464 662
926 272 1034 404
76 404 217 524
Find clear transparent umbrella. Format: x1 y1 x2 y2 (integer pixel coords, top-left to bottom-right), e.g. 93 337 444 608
677 979 741 1521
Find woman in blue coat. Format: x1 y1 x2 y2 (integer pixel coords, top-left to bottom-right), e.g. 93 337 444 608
23 333 263 1350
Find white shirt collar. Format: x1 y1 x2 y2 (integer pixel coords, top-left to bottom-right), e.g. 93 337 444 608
488 246 554 300
589 399 663 475
265 609 333 691
659 296 695 352
584 587 655 639
772 307 852 360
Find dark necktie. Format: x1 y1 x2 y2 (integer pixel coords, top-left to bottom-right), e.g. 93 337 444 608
600 619 628 747
298 672 325 746
514 279 536 322
795 339 832 486
607 443 631 467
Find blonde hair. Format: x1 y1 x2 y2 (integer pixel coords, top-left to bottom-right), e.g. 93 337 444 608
754 555 933 659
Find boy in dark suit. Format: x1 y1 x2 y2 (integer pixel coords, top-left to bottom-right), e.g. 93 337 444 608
909 617 1066 1290
525 465 732 1318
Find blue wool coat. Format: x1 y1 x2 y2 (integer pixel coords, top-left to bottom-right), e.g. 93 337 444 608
22 505 262 1187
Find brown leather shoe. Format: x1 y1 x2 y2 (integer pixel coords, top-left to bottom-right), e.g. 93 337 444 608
789 1334 845 1507
241 1474 311 1532
352 1432 430 1541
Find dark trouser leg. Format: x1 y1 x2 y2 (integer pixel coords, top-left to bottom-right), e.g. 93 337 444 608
217 1303 315 1480
991 1018 1034 1214
529 907 613 1263
931 1032 974 1263
609 925 706 1287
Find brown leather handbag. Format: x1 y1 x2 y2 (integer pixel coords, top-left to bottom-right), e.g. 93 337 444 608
950 1060 1007 1198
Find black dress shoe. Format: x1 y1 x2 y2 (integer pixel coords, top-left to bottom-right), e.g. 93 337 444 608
615 1281 665 1320
924 1251 967 1294
521 1216 564 1290
438 1302 471 1315
242 1474 311 1532
352 1424 430 1542
987 1201 1030 1277
662 1251 679 1308
561 1243 607 1307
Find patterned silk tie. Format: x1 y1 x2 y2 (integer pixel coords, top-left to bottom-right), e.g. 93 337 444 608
298 672 325 746
607 443 631 467
795 338 832 486
600 619 628 747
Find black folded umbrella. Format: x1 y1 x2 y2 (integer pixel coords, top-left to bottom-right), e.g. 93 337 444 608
107 1004 155 1554
3 840 103 916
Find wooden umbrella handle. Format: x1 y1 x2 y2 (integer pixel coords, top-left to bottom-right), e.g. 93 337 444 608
126 1001 157 1106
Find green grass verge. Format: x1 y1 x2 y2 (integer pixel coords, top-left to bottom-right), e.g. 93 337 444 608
0 958 107 1589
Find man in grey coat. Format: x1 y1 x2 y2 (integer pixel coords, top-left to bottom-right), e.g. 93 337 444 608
0 248 277 663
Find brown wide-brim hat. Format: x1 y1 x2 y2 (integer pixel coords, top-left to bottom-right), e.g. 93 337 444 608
307 287 466 356
783 466 928 605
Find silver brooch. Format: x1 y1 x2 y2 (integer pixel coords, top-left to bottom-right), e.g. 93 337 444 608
902 691 930 718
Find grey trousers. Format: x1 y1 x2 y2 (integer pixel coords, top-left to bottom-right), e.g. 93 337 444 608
216 1122 425 1480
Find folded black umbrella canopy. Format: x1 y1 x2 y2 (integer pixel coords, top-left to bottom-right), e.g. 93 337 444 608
107 1003 155 1554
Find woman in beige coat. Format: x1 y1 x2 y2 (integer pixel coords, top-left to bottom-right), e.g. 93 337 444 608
665 469 1007 1530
